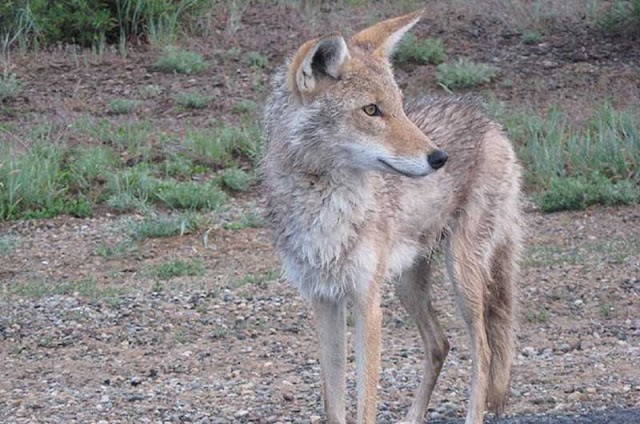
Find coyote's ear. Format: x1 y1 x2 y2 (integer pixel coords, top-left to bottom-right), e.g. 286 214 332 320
288 34 350 101
351 10 423 59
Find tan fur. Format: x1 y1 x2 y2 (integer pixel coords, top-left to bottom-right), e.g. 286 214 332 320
263 11 522 424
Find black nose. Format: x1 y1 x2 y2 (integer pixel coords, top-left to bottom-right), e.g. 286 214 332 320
427 149 448 170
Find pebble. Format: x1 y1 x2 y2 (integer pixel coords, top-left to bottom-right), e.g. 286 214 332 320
522 346 537 357
234 410 249 418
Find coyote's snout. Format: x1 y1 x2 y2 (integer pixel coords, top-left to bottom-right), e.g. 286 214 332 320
263 9 523 424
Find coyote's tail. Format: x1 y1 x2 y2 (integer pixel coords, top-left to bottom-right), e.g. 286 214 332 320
485 241 519 414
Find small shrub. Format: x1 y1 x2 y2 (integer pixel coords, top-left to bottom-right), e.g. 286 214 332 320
173 92 211 109
153 47 208 74
0 72 22 102
147 259 205 280
222 168 252 192
436 58 498 90
108 98 141 114
395 35 447 65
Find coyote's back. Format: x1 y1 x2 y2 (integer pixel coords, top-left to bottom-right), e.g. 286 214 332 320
263 10 522 424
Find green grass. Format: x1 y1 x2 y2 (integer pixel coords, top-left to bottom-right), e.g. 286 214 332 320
138 84 162 99
75 119 154 158
490 100 640 211
184 122 261 167
95 240 139 259
0 235 19 255
223 206 264 230
394 34 447 65
0 137 71 220
231 99 258 115
153 179 227 210
108 98 141 114
146 258 205 280
230 270 279 288
436 58 497 90
128 214 199 240
521 30 543 44
173 92 211 109
243 51 269 69
597 0 640 33
0 71 22 102
525 307 550 324
153 47 208 74
67 145 119 192
221 168 252 192
5 276 125 300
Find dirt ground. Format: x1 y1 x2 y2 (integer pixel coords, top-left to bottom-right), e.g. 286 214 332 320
1 2 639 423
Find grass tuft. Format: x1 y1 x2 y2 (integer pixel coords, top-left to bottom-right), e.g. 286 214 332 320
395 34 447 65
108 98 141 114
128 214 199 240
436 58 498 90
147 259 205 280
153 47 208 74
221 168 252 192
173 92 211 109
0 71 22 102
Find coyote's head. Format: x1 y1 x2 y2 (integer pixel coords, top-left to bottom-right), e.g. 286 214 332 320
286 10 447 178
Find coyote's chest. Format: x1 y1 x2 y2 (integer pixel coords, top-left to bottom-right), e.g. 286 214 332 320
275 175 382 299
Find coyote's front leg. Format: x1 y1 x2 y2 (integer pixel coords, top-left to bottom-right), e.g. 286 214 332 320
312 297 347 424
353 280 383 424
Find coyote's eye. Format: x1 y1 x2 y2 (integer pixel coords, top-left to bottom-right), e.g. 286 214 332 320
362 104 382 117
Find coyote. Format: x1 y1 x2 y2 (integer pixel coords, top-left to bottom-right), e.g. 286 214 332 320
262 10 523 424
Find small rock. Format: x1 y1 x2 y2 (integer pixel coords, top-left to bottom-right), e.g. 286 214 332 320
522 346 537 357
558 343 572 353
234 410 249 418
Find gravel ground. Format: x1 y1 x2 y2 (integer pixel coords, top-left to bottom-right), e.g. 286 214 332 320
1 204 639 423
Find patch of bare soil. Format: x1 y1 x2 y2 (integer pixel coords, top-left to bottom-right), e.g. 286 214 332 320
1 2 639 423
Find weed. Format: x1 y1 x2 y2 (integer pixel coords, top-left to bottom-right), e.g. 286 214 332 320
436 58 498 90
153 46 208 74
0 71 21 102
173 92 211 109
521 30 542 44
394 34 447 65
108 98 141 114
221 168 252 192
161 155 195 178
601 303 614 318
147 258 205 280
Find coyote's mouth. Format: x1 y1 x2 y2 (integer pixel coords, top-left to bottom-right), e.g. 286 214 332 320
377 158 430 178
